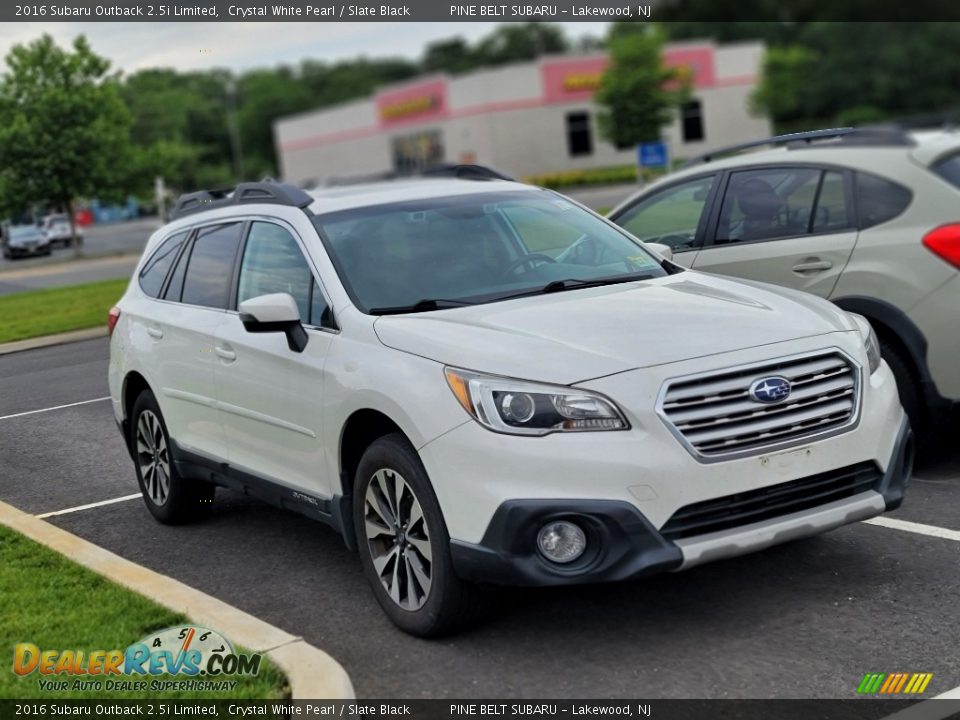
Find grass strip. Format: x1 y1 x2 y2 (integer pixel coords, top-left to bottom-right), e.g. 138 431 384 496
0 278 128 344
0 525 288 699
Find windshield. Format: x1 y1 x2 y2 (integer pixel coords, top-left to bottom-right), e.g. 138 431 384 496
313 190 667 313
9 226 42 239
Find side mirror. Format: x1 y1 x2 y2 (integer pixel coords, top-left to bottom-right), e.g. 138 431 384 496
645 242 674 261
238 293 309 353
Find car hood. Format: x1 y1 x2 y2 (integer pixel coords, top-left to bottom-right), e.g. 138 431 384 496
373 272 857 385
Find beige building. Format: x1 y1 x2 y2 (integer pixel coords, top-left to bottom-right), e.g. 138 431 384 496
274 40 772 185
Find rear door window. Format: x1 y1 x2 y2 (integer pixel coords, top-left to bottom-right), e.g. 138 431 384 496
714 167 854 244
180 223 244 309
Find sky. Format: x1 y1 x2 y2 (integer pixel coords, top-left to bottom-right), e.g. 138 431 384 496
0 22 610 75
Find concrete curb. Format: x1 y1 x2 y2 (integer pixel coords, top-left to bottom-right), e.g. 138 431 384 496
0 499 355 699
0 326 109 356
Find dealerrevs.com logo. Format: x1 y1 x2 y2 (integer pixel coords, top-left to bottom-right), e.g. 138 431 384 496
13 625 262 693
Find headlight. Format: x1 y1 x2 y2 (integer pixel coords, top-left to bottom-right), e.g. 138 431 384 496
444 367 629 436
848 313 882 375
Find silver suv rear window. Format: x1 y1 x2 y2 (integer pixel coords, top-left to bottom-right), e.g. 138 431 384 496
932 152 960 189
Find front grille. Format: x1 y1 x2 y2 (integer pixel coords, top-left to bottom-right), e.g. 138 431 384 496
659 351 860 459
660 461 881 540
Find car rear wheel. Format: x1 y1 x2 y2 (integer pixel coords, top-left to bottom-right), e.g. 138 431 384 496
130 390 214 524
353 433 483 637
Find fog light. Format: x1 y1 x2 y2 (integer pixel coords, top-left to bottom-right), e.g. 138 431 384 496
537 520 587 564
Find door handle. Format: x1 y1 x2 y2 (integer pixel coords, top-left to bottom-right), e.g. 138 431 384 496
146 327 163 340
792 259 833 273
214 346 237 362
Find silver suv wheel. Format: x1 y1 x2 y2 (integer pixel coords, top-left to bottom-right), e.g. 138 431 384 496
363 468 433 611
136 409 170 506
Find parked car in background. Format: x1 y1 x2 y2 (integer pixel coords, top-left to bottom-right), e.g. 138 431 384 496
40 213 81 247
109 177 911 637
2 224 51 259
608 127 960 434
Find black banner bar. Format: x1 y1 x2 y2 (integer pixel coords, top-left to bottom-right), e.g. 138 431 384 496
2 700 959 720
6 0 960 22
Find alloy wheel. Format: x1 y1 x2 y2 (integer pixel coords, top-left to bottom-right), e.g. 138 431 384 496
364 468 433 610
136 410 170 506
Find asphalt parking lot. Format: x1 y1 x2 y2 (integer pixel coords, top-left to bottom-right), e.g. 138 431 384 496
1 338 958 699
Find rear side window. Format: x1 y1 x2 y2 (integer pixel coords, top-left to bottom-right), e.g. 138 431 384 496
138 231 187 298
932 153 960 189
855 172 912 229
180 223 244 309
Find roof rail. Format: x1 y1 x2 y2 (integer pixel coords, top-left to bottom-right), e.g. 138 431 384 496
682 126 918 169
322 163 515 187
682 128 857 168
418 163 515 181
170 179 314 220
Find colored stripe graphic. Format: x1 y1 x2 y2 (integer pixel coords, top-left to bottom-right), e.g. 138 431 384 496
858 673 933 694
857 673 885 694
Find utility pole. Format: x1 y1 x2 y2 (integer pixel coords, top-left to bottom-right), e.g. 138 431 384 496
226 78 245 183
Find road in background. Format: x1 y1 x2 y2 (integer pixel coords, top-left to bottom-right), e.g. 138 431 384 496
0 256 139 297
1 339 958 699
0 218 158 296
0 217 158 270
563 182 641 211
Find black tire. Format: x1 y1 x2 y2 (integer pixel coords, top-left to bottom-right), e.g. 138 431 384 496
353 433 483 637
130 389 214 525
880 340 925 431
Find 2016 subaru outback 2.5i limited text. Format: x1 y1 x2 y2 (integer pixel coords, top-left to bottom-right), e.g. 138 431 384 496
108 177 913 637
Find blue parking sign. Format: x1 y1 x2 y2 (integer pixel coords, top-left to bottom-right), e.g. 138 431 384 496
638 141 668 169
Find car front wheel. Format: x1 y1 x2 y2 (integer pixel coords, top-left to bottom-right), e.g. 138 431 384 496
130 389 214 524
353 433 482 637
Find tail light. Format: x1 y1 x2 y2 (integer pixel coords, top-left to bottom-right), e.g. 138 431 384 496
107 306 121 337
923 224 960 269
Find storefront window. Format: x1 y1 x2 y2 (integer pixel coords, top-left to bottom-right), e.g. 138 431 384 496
565 112 593 157
392 130 444 174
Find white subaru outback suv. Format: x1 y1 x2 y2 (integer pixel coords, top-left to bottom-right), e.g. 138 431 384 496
108 176 913 637
609 126 960 435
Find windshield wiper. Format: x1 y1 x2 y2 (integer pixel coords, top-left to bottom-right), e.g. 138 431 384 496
368 298 476 315
501 272 657 300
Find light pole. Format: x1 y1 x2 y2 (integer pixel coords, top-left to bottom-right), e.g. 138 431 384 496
225 78 245 183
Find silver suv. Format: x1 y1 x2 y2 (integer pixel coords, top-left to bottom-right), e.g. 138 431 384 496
609 127 960 433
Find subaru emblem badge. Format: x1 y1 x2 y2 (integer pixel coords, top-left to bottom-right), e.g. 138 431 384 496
749 376 792 404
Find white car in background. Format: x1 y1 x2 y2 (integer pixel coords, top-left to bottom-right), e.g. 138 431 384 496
3 224 51 259
40 213 81 247
608 127 960 436
108 177 912 637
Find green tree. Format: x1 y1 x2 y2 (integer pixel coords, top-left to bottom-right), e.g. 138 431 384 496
237 67 314 179
753 22 960 130
423 38 477 74
596 25 690 148
0 35 132 252
474 23 568 67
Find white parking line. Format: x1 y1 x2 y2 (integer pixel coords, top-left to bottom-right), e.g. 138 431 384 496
35 493 141 519
863 516 960 543
0 396 110 422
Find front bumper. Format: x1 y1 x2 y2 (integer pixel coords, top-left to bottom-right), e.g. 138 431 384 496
6 244 50 257
449 415 913 586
